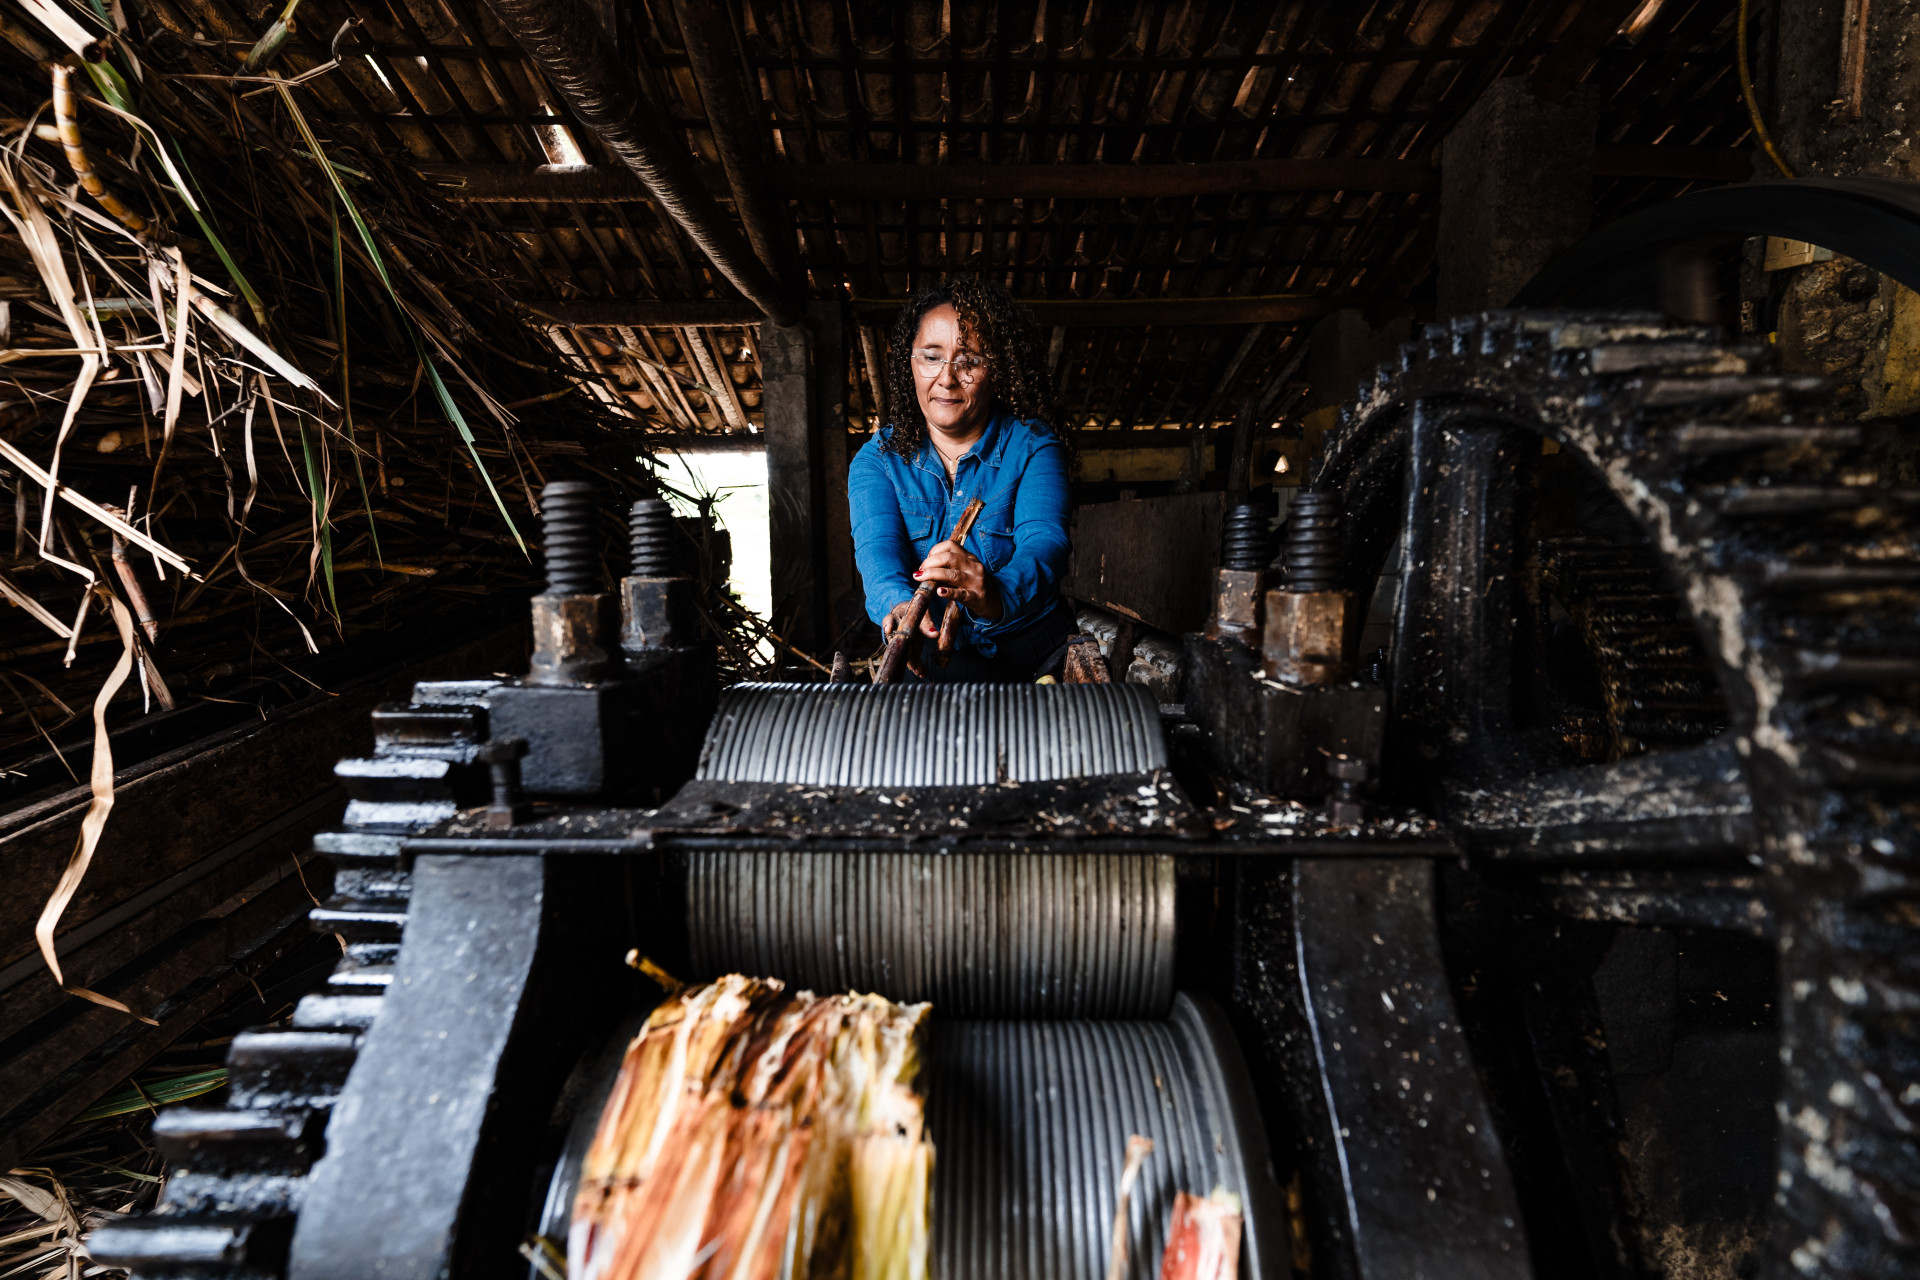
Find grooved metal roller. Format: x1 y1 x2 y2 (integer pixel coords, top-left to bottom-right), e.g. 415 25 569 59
696 682 1168 786
687 851 1177 1017
675 683 1284 1278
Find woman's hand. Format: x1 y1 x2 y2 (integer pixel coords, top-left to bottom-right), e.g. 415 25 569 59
881 599 938 680
915 539 1003 621
882 598 942 644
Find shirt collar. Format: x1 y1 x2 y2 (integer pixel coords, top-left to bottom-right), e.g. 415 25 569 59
913 409 1010 475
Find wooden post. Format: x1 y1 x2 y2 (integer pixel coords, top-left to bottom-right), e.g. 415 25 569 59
1437 78 1599 315
758 318 824 654
810 301 858 649
756 303 853 658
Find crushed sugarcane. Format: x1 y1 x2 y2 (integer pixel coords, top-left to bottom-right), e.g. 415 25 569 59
1156 1188 1243 1280
1108 1133 1157 1280
572 975 933 1280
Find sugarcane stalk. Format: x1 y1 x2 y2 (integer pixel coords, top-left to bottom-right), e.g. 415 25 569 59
934 585 963 667
51 64 148 236
873 497 983 685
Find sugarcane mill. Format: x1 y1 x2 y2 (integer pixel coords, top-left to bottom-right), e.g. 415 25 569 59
0 2 1913 1279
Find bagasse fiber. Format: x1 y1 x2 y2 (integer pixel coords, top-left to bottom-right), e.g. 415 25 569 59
572 975 933 1280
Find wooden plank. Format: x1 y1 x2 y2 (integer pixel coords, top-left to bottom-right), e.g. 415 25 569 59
545 296 1343 329
0 624 525 976
1074 446 1215 484
1064 493 1228 635
418 147 1747 206
0 871 319 1122
0 789 339 1036
640 432 768 452
530 299 763 327
1528 0 1650 102
0 885 315 1171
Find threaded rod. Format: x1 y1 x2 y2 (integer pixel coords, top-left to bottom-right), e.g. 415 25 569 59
540 480 598 595
1281 490 1342 592
1220 501 1276 573
629 498 675 578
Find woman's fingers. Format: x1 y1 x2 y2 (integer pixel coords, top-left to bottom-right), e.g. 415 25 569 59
915 539 981 578
919 609 941 638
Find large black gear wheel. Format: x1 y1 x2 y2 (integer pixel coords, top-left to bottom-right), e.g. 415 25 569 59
87 683 495 1275
1312 310 1919 1279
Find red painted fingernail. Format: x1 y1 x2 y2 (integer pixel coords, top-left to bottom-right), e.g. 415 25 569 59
913 570 923 578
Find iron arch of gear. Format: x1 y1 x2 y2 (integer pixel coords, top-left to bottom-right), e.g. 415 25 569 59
1312 309 1918 1278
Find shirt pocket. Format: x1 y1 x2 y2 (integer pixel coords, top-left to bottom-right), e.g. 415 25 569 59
899 499 939 547
970 497 1017 569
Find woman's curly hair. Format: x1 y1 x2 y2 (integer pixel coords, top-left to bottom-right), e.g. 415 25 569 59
881 276 1068 463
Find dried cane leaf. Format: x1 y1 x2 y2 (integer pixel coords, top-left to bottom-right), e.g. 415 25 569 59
31 590 156 1023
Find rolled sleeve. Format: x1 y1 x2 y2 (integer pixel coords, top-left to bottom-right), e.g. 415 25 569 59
848 438 919 626
969 437 1070 636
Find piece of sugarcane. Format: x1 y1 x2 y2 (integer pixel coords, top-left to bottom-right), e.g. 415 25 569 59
873 496 983 684
51 64 148 236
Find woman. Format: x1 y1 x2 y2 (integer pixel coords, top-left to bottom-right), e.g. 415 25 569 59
848 277 1075 682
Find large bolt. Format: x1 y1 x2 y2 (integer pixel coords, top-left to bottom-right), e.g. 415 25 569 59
540 480 598 595
1280 490 1341 592
628 499 675 578
527 480 613 685
480 737 530 829
1220 500 1276 573
1326 756 1367 827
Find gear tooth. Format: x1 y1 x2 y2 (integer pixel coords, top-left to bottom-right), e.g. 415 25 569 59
1396 341 1419 372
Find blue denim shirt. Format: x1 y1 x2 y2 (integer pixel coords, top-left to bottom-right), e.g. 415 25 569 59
848 411 1071 656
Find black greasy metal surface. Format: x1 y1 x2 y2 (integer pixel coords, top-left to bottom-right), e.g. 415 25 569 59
651 774 1201 841
487 681 632 798
1391 401 1534 792
1315 309 1920 1277
696 683 1167 786
922 993 1287 1280
287 854 631 1280
686 852 1177 1017
1453 740 1754 861
1291 858 1530 1278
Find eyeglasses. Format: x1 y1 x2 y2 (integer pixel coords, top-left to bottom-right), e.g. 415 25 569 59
912 350 988 381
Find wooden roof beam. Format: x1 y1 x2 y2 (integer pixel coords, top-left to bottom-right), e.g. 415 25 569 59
530 296 1342 328
1528 0 1651 102
667 0 804 310
484 0 799 325
419 145 1751 204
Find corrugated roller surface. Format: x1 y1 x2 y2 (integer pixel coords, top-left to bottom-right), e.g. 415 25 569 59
924 994 1274 1280
686 852 1176 1017
695 683 1166 786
